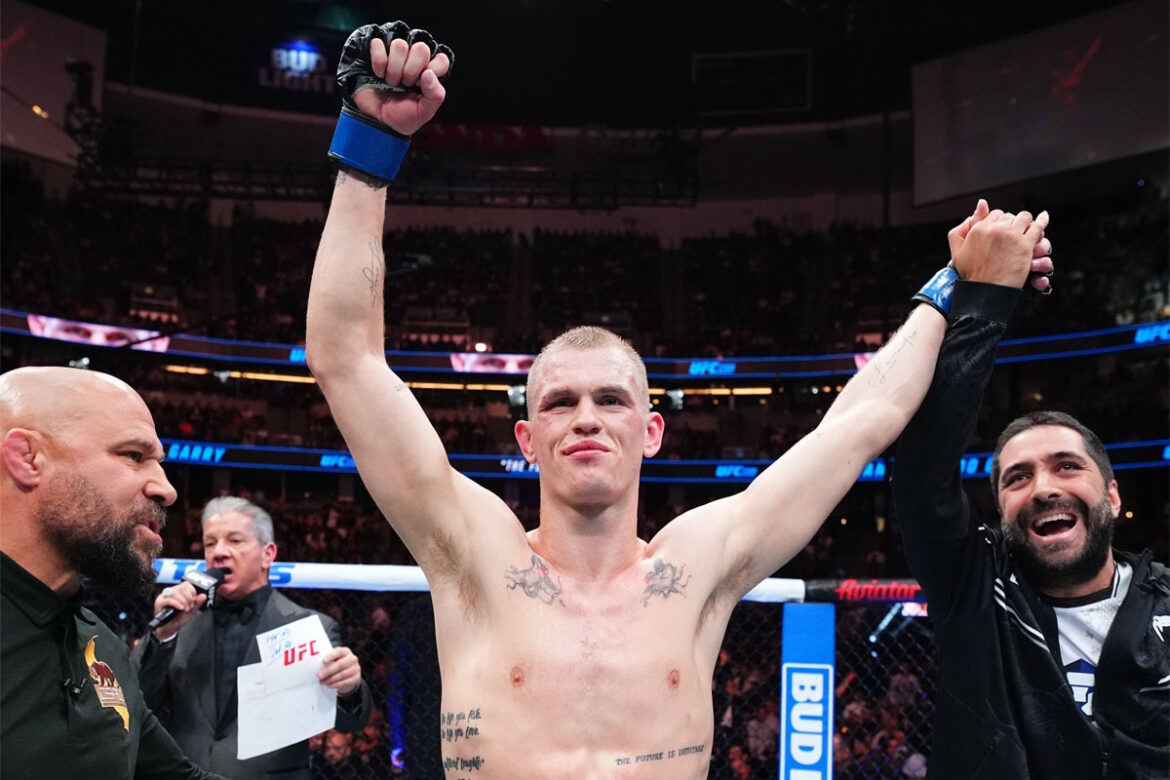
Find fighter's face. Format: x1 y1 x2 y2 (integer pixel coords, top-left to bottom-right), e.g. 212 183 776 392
997 425 1120 590
515 345 662 510
202 510 276 600
39 388 174 598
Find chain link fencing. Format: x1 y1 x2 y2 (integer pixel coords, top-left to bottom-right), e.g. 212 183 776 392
86 574 936 779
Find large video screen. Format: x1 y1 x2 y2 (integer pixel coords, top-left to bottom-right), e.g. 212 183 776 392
0 0 106 166
913 0 1168 204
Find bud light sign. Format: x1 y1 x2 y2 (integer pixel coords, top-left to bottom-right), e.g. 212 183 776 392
257 39 334 95
780 604 835 779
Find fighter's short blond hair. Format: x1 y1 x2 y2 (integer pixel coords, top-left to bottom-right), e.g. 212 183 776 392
525 326 649 417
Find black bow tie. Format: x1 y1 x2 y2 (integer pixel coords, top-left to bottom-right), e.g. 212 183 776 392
212 596 256 626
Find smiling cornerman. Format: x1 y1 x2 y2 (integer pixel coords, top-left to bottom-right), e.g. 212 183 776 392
0 366 227 780
893 280 1170 780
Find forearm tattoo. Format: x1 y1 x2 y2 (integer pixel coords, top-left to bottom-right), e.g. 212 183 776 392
642 559 692 606
334 167 388 192
363 240 384 308
868 326 917 387
505 554 565 606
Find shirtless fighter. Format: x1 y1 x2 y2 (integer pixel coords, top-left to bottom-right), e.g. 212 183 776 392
306 21 1053 780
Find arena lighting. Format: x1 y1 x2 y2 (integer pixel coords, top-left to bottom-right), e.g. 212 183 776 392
238 370 316 384
31 105 48 118
650 387 771 397
6 309 1165 374
868 603 902 643
410 381 465 390
158 436 1169 482
163 364 316 384
163 365 514 392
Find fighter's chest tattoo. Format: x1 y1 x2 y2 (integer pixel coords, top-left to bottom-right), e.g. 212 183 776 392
641 558 692 606
505 554 565 606
503 555 693 608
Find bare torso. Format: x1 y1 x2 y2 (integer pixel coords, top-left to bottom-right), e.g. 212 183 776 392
428 520 733 780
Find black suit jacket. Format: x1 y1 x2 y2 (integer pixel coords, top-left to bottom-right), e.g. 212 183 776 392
132 589 372 780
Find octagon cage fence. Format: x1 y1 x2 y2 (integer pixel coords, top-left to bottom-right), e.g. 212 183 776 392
87 561 935 779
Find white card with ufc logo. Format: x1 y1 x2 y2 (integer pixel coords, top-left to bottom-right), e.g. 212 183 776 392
255 614 333 693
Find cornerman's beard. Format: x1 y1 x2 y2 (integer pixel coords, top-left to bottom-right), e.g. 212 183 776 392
1004 495 1114 592
39 474 165 601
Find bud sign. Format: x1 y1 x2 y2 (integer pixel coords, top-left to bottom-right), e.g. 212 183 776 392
780 603 835 780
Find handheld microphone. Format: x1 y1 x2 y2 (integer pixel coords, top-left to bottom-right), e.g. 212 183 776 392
147 567 226 630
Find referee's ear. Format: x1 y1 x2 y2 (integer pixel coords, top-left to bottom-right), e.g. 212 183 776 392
261 541 278 572
1 429 43 489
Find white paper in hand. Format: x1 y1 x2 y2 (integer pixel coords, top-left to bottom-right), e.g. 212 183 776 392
236 662 335 759
236 615 337 759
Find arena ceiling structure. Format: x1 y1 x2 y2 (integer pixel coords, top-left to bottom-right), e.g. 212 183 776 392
25 0 1129 127
7 0 1163 211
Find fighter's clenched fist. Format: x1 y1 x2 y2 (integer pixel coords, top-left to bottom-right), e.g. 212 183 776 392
328 22 453 183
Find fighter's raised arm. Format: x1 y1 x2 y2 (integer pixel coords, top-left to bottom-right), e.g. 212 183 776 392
305 23 483 562
662 203 1053 601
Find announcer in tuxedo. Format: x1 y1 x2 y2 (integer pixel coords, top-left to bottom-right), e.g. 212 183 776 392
132 497 373 779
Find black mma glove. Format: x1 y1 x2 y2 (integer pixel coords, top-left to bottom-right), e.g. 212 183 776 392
328 21 454 184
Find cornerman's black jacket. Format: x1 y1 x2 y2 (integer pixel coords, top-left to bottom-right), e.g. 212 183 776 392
0 553 226 780
892 281 1170 780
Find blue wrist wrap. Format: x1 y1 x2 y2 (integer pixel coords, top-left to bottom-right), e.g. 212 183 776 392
328 109 410 182
913 263 961 316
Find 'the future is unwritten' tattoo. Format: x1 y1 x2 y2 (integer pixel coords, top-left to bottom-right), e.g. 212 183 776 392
642 559 692 606
615 743 706 766
868 327 917 387
363 241 383 308
505 554 565 606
